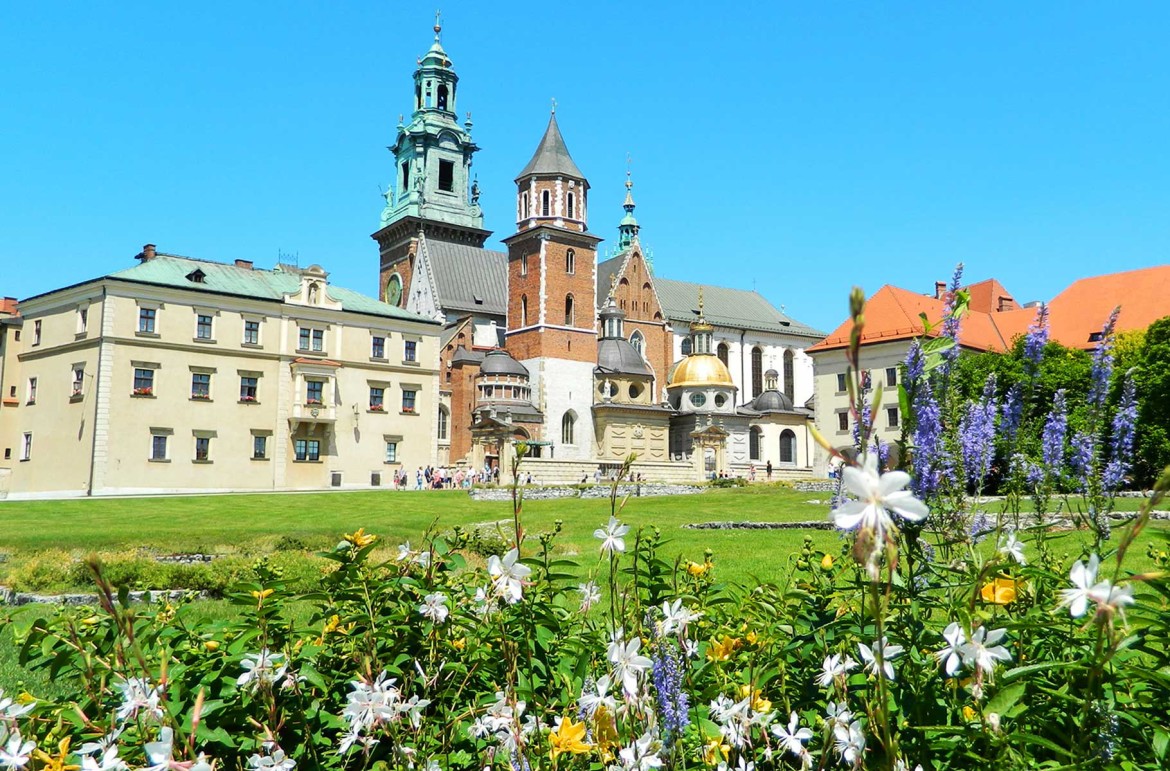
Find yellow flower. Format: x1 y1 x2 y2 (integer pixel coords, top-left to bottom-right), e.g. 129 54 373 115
34 738 80 771
344 528 377 548
548 716 591 759
703 739 730 765
706 635 741 662
593 705 619 761
962 705 978 722
686 561 709 576
980 577 1019 605
736 684 771 712
452 637 466 651
821 553 835 570
252 588 274 603
745 631 760 645
321 614 342 636
203 640 220 652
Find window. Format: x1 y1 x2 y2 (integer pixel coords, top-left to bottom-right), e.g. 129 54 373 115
716 342 729 366
751 347 764 397
295 439 321 462
784 350 795 400
240 376 258 402
26 377 37 404
371 336 386 359
195 314 213 340
77 307 88 334
299 327 324 352
369 387 385 410
566 249 575 274
837 412 849 432
520 295 528 326
749 426 762 461
133 369 154 395
306 380 324 404
887 407 900 428
32 320 42 346
402 389 417 413
385 441 399 463
72 367 84 397
244 320 260 345
139 308 156 334
151 435 168 461
520 256 528 276
253 435 268 460
630 330 645 357
191 373 211 399
780 429 797 464
541 189 550 216
561 412 575 444
438 160 454 192
836 373 847 392
690 392 707 408
567 192 575 219
401 160 410 192
21 433 32 461
437 407 449 440
437 84 449 110
714 393 727 408
404 340 417 362
522 192 530 219
564 295 574 326
194 436 211 462
885 367 898 388
681 338 693 356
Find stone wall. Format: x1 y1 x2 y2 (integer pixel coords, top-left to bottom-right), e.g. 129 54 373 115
469 482 704 502
505 458 699 485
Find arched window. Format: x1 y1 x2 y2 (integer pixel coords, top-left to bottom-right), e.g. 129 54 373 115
566 249 575 275
630 330 645 357
561 411 576 444
564 294 574 326
437 406 449 440
716 342 729 366
437 84 449 111
783 349 795 401
749 426 762 461
780 429 797 465
751 346 764 397
520 295 528 326
542 190 550 216
681 338 693 356
567 192 575 219
522 193 530 219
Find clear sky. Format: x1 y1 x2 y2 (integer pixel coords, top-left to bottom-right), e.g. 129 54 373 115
2 2 1168 333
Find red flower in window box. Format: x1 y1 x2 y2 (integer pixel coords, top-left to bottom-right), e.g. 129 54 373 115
240 395 257 402
133 387 153 396
71 387 83 397
369 403 385 412
306 398 323 406
402 406 416 414
191 393 210 400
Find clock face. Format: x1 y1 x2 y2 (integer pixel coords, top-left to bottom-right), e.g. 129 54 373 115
386 274 403 306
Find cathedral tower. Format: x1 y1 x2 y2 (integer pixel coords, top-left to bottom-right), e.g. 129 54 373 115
373 20 490 308
503 111 602 459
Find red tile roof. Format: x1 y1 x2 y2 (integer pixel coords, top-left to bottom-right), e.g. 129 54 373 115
1046 265 1170 349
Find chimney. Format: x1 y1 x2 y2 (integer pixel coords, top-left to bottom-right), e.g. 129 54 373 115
234 259 254 270
997 295 1016 312
934 281 946 299
136 243 157 262
0 297 17 316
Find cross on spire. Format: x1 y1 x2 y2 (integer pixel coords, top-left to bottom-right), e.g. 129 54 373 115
433 9 442 40
550 97 557 114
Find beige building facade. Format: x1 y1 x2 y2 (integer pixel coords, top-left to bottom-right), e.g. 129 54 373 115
0 250 440 499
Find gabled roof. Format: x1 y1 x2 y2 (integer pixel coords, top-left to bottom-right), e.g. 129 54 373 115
516 113 585 180
421 238 508 317
103 255 437 324
654 277 825 338
1046 265 1170 349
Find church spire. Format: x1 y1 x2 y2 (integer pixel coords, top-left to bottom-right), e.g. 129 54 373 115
513 110 589 232
617 163 640 251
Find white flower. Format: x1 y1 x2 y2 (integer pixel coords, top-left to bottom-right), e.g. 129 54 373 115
579 674 617 718
618 731 663 771
1059 554 1100 618
935 622 967 677
80 746 129 771
771 711 814 759
960 626 1012 677
817 653 857 689
833 720 866 766
858 637 903 681
487 549 531 604
998 532 1026 565
577 581 601 613
143 727 174 771
114 677 164 723
825 701 852 732
831 454 929 536
683 639 699 659
0 691 33 721
424 761 441 771
396 541 414 561
717 759 754 771
659 599 701 636
247 746 296 771
190 753 215 771
1091 581 1135 618
0 732 34 771
237 649 288 690
419 592 449 624
595 516 630 555
608 636 653 698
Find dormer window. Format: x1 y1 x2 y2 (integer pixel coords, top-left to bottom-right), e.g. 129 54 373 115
185 269 206 283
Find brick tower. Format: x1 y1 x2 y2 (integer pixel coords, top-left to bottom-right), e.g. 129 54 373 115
503 111 602 460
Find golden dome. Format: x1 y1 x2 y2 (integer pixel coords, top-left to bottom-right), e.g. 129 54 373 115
667 354 735 389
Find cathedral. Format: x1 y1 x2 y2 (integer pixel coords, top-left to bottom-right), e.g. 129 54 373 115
372 23 824 482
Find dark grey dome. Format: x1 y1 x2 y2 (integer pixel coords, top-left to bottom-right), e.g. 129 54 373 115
765 368 779 378
596 338 653 377
479 349 529 378
750 389 795 412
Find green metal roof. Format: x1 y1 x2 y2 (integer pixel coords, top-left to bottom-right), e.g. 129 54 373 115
108 255 439 324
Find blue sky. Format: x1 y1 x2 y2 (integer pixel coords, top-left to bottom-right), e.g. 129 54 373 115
2 2 1168 333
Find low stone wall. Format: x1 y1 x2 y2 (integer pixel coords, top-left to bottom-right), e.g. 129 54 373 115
793 480 837 493
503 459 700 486
469 483 705 502
0 587 209 607
687 520 835 530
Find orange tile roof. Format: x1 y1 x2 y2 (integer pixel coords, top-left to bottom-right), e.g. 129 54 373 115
1046 265 1170 349
964 278 1016 313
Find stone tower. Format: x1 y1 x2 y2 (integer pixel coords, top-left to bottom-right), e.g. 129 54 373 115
503 111 602 460
372 19 490 308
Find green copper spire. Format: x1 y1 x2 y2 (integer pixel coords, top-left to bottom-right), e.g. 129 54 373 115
616 168 640 251
378 21 485 235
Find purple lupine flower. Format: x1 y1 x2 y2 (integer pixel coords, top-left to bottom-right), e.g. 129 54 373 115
1023 303 1049 372
651 641 690 742
1041 390 1068 474
1069 431 1096 492
939 263 965 373
1001 383 1024 442
911 379 943 499
1103 376 1138 492
904 341 925 387
959 375 998 486
1088 308 1121 410
968 512 995 544
876 437 891 471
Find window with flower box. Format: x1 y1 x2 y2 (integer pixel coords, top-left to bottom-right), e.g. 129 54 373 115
191 373 211 400
369 387 385 411
401 389 417 414
133 369 154 396
239 376 259 402
306 379 325 405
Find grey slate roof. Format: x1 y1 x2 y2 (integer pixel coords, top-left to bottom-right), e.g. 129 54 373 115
480 349 530 377
422 239 508 317
596 338 654 377
516 114 585 180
